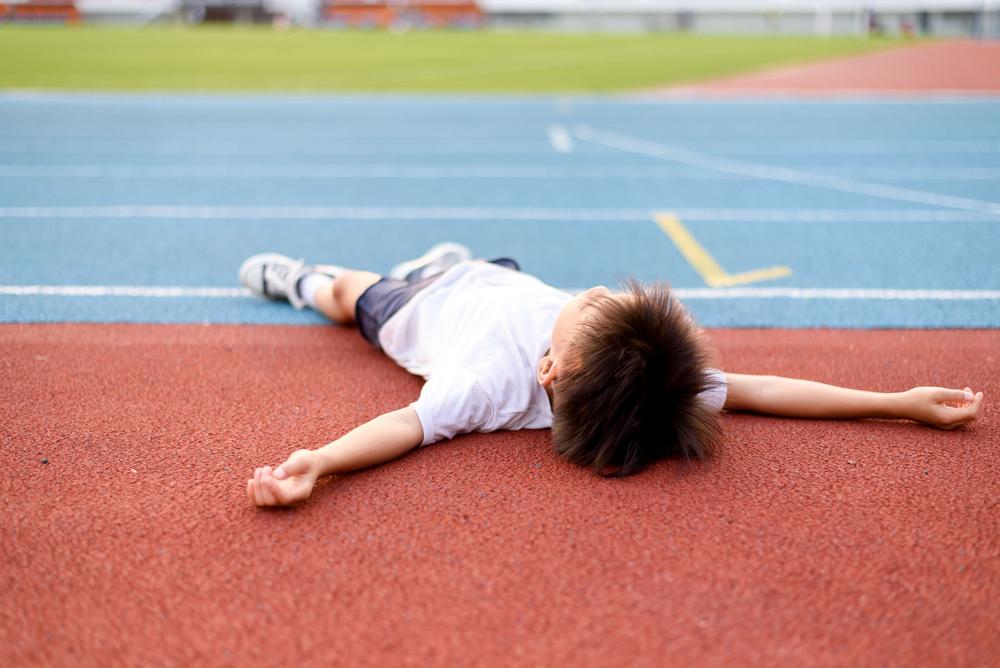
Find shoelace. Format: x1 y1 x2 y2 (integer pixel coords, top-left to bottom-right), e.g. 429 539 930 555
266 260 306 303
263 263 290 297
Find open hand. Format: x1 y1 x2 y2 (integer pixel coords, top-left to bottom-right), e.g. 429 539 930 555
903 387 984 430
247 449 320 507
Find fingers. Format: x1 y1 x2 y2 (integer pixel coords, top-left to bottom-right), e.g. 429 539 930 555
262 467 288 505
961 391 985 424
253 467 271 506
260 466 279 505
248 466 278 506
938 391 984 429
936 388 974 404
248 464 301 507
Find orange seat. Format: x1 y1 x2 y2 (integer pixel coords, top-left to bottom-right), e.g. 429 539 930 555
1 0 81 22
323 0 483 29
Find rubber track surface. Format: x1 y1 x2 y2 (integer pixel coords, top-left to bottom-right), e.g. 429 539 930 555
1 323 996 666
668 39 1000 94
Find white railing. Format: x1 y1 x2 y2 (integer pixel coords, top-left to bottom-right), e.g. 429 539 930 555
480 1 990 10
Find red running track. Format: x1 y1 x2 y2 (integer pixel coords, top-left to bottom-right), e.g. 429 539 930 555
663 40 1000 94
1 324 997 666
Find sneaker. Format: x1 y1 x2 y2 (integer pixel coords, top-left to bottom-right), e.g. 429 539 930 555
389 242 473 283
239 253 311 310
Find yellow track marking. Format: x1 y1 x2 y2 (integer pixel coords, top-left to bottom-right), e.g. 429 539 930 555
655 213 792 288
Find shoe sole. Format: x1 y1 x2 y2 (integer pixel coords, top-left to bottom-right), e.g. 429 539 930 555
389 242 472 281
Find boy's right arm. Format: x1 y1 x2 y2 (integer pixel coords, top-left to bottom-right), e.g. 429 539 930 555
246 406 424 507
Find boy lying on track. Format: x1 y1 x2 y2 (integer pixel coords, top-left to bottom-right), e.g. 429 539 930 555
240 244 984 507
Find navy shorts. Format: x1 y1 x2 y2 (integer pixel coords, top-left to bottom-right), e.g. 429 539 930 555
355 258 520 348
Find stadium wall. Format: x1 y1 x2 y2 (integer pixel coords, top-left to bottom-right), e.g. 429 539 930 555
480 0 998 36
53 0 1000 36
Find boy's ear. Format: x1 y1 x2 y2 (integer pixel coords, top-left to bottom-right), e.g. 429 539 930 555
536 355 558 388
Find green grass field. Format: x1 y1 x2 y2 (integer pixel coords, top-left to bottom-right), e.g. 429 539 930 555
0 26 902 92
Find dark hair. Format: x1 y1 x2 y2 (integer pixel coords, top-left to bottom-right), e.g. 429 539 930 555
551 280 721 477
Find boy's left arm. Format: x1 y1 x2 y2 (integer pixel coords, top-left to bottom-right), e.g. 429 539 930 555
723 373 984 430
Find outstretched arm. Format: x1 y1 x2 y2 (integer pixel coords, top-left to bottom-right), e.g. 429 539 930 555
723 373 984 430
246 406 424 507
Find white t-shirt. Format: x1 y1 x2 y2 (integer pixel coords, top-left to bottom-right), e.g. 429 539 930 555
377 261 727 446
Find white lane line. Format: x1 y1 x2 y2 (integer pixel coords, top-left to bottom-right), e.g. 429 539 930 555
3 164 998 181
655 139 1000 155
672 287 1000 301
2 137 999 155
0 141 547 157
0 164 686 180
810 167 1000 181
0 286 251 298
0 164 634 179
2 90 996 104
547 125 574 154
2 285 999 301
0 205 997 222
574 125 1000 215
669 209 997 222
3 138 997 158
0 164 710 180
0 205 655 221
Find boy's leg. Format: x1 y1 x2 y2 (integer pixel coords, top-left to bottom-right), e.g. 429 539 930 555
239 252 380 324
241 243 471 335
313 270 381 324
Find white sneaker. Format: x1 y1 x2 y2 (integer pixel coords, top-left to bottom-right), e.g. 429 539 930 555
389 242 473 283
239 253 310 310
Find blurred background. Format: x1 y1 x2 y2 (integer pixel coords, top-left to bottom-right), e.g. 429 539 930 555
1 0 997 327
1 0 998 38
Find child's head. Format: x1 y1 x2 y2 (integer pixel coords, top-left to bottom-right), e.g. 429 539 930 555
536 281 721 477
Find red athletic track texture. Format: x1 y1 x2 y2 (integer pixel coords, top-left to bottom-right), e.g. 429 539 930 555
664 39 1000 94
1 323 997 667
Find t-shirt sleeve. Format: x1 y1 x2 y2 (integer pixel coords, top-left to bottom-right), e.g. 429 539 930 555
698 368 727 414
410 366 496 446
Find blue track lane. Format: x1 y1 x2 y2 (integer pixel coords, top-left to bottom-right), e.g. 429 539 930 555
1 93 998 327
